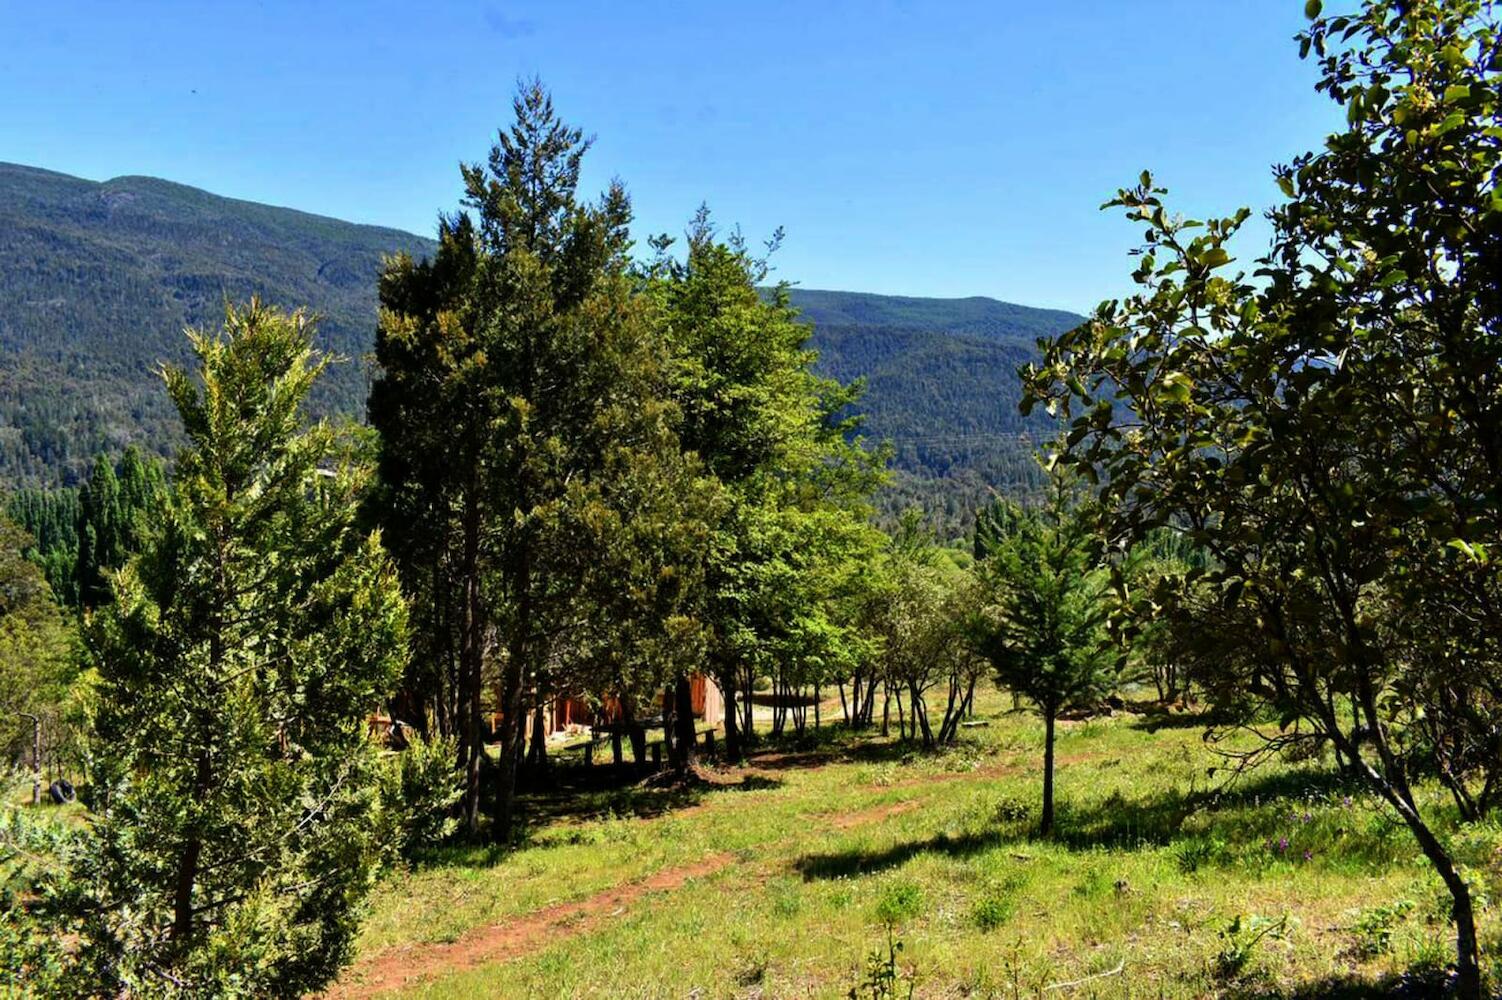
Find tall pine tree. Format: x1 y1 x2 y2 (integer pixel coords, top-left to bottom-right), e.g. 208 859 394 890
62 301 408 995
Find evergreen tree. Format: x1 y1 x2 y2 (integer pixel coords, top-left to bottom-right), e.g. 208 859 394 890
59 301 408 995
647 214 885 761
75 446 167 607
374 81 709 836
968 486 1116 835
5 486 81 606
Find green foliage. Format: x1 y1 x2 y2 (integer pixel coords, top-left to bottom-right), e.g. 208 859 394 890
863 510 984 746
74 446 167 607
52 301 409 996
0 516 82 773
1213 913 1294 981
873 879 925 925
373 82 717 832
968 482 1115 834
379 734 463 860
971 890 1016 932
1026 2 1502 992
1350 899 1416 959
970 487 1116 717
848 926 917 1000
645 209 886 756
4 485 80 604
0 793 76 995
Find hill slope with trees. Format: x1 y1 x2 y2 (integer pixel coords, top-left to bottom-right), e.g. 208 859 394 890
0 162 1079 525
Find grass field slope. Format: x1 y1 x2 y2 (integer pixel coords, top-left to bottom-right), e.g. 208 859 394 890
329 688 1476 999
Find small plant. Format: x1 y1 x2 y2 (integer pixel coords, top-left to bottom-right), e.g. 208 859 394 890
1174 835 1228 875
1073 863 1110 899
991 795 1030 824
874 880 924 925
736 952 770 987
972 893 1015 932
1349 899 1415 959
848 926 916 1000
1214 913 1294 980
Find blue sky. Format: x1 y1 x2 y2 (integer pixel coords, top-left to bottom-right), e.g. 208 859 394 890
1 1 1340 313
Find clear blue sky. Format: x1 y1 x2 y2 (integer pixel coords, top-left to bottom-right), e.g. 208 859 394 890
0 1 1340 313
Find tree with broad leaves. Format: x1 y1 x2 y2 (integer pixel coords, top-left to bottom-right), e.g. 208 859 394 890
1025 2 1502 991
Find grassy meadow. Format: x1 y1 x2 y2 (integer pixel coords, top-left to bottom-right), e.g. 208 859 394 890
328 688 1496 999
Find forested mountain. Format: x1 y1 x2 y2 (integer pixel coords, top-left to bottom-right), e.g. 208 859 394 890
792 292 1080 530
0 162 435 484
0 162 1080 527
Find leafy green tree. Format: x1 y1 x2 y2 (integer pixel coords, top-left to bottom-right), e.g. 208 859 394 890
0 516 80 782
867 511 983 748
1025 3 1502 989
968 489 1116 835
647 214 885 761
375 81 711 833
56 301 409 996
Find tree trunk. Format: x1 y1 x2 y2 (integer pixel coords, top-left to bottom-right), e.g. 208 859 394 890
672 673 697 772
1040 708 1056 836
527 697 549 785
721 671 743 763
172 750 212 943
459 488 484 837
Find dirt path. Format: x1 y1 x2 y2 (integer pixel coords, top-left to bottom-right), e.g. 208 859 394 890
325 851 734 998
327 742 1100 995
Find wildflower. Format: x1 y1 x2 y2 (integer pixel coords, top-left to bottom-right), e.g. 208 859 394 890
1277 837 1290 853
1303 849 1313 862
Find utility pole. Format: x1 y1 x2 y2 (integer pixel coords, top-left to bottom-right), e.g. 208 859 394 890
18 713 40 806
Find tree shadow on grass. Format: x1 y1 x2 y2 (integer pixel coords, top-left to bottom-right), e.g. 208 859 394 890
793 755 1392 880
794 828 1011 880
1228 968 1453 999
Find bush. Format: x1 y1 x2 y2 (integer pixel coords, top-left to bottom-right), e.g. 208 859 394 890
972 893 1015 932
1213 913 1294 981
874 880 924 925
1174 835 1230 875
380 734 462 858
848 926 916 1000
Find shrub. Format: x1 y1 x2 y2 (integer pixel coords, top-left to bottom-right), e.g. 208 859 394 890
972 893 1015 932
1214 913 1294 981
1174 835 1229 875
848 926 916 1000
874 880 924 925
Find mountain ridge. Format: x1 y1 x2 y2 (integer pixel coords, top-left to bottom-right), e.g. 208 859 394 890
0 161 1079 527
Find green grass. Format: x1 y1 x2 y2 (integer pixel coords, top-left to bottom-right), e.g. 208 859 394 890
339 690 1502 998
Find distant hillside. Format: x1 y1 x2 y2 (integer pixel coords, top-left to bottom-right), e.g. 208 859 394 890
0 163 1081 530
0 162 435 483
789 289 1080 530
788 288 1080 345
